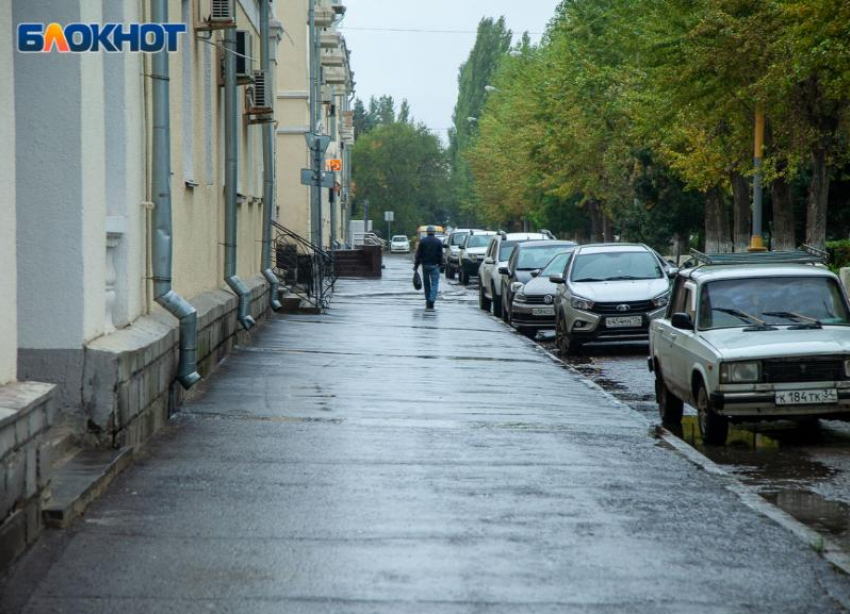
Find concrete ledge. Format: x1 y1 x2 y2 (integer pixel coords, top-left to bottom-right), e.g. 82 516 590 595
80 276 271 448
42 447 132 529
0 382 55 573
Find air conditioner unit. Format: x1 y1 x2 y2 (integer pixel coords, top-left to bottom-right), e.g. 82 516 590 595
210 0 236 24
236 30 252 82
248 70 273 114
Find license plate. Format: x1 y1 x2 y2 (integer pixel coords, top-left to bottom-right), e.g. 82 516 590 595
775 389 838 406
532 307 554 317
606 315 642 328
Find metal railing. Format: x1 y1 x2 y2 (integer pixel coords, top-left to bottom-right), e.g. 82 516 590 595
272 221 336 311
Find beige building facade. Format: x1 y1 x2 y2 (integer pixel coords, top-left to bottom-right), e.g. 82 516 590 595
275 0 354 248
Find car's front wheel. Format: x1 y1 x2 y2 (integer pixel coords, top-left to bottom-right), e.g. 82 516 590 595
696 381 728 445
491 284 503 318
446 265 455 280
655 367 684 425
479 284 491 311
555 311 582 356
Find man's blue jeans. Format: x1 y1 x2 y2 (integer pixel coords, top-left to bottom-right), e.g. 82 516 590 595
422 264 440 304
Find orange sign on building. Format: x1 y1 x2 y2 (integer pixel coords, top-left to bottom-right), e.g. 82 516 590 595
326 159 342 172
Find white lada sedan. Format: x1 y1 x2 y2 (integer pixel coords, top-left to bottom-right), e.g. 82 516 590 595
649 251 850 445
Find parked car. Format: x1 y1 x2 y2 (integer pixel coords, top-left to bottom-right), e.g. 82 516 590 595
551 244 672 356
650 249 850 445
479 232 553 317
390 235 411 253
508 249 577 335
499 240 578 324
458 230 496 285
444 229 475 280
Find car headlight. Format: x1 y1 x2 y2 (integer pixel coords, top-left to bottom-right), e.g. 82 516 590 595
510 282 524 294
515 292 527 303
571 296 594 311
720 361 761 384
653 292 670 308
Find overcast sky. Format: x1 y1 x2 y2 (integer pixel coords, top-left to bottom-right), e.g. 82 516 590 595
338 0 561 141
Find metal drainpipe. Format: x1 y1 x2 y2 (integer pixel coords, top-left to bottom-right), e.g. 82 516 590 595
260 0 282 311
150 0 201 390
224 23 256 330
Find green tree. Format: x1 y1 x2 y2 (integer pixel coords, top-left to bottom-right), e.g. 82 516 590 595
352 100 452 237
449 17 513 226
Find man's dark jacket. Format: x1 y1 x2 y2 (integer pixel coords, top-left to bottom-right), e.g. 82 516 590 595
415 235 444 268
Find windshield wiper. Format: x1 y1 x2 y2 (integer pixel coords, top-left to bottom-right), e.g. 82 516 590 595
762 311 823 330
573 278 605 282
711 307 777 331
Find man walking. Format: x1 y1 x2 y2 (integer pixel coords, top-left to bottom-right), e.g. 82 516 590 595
414 226 444 310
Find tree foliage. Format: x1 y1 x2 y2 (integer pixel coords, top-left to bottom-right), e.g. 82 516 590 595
459 0 850 252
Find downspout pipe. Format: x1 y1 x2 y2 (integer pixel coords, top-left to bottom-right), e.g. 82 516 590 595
260 0 282 311
224 23 256 330
151 0 201 390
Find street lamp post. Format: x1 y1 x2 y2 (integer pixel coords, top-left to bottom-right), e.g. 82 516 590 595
749 104 767 252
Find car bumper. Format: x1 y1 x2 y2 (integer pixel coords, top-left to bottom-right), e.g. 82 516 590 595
565 306 666 342
711 385 850 418
511 302 556 329
390 246 410 253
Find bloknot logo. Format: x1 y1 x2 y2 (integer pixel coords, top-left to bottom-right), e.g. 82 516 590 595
17 23 187 53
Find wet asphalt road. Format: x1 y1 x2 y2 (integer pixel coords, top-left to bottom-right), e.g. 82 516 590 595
4 255 850 613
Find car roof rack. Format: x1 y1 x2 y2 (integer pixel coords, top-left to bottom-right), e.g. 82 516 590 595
689 245 828 266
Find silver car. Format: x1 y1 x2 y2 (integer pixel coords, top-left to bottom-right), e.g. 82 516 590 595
478 232 553 317
551 244 673 355
509 249 576 335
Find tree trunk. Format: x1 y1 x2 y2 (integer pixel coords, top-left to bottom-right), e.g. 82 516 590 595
602 212 615 242
770 162 796 251
805 148 830 250
731 171 751 252
704 187 732 253
587 200 604 243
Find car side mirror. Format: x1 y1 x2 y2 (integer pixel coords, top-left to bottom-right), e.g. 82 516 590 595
671 313 694 331
666 267 680 278
498 266 510 275
484 258 494 264
530 269 541 278
549 274 565 284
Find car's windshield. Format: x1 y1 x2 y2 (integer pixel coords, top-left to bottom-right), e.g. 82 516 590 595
499 241 518 261
570 250 663 282
450 232 468 246
392 236 407 242
541 251 574 277
517 245 572 269
699 276 850 330
466 234 491 248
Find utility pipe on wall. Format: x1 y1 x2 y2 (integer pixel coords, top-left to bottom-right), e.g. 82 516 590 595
260 0 282 311
224 23 256 330
150 0 201 389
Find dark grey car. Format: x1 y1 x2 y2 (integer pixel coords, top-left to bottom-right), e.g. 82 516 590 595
498 240 578 325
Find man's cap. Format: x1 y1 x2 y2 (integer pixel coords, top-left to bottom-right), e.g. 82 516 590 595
426 226 437 234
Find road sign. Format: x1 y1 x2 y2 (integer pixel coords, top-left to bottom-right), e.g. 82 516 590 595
305 132 332 155
300 169 335 188
384 211 394 222
327 159 342 172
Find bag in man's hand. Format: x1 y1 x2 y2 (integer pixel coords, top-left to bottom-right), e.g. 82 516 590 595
412 270 423 291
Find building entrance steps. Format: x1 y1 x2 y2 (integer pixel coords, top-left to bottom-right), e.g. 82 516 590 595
3 255 850 613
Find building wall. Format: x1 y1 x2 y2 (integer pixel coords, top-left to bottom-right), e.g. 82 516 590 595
0 4 17 386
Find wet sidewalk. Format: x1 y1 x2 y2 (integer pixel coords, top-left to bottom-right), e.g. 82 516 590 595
3 256 850 613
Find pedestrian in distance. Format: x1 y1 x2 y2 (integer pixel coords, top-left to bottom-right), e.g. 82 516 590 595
414 226 444 310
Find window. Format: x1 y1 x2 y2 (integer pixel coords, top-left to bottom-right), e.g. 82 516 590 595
466 234 492 248
570 250 663 282
698 276 850 330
